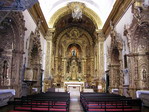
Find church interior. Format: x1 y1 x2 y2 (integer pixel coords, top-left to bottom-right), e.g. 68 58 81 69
0 0 149 112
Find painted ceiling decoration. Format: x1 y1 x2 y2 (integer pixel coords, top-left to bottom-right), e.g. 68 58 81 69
54 13 96 34
0 0 38 11
49 4 102 29
38 0 116 29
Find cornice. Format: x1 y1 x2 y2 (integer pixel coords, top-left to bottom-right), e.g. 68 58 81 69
45 28 55 41
95 29 105 42
28 2 48 37
102 0 133 37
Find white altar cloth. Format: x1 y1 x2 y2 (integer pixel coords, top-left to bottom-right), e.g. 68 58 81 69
112 89 119 94
64 82 84 85
0 89 15 95
83 89 94 92
64 82 84 92
136 90 149 98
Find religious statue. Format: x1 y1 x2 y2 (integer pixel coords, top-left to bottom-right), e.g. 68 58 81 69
142 69 147 80
0 60 8 86
71 66 77 80
72 49 76 56
70 59 78 80
43 78 51 92
2 60 8 79
123 68 129 85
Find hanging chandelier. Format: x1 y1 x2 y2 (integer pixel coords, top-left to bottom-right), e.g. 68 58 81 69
68 2 85 20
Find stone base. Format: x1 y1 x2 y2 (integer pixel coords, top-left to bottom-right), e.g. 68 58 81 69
0 92 14 107
140 93 149 107
123 85 129 97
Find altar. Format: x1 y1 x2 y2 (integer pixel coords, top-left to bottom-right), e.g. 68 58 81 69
136 90 149 107
0 89 15 107
64 82 84 92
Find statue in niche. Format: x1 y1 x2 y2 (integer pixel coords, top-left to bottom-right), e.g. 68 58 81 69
70 59 78 80
2 60 8 79
142 69 147 80
123 68 129 85
72 49 76 56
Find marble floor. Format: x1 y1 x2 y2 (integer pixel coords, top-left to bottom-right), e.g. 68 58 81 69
69 89 84 112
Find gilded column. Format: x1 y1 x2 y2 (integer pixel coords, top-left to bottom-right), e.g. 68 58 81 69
82 59 86 79
82 45 87 79
90 57 94 78
62 58 67 81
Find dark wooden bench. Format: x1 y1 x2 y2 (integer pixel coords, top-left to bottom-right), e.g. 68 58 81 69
85 99 142 112
13 92 70 112
80 93 142 112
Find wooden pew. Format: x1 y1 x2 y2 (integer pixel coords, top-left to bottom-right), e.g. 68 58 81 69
13 92 70 112
80 93 142 112
85 99 142 112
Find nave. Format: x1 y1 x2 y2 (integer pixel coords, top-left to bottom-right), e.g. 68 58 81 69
0 0 149 112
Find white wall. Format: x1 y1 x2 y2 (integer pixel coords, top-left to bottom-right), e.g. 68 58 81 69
115 6 133 55
22 10 47 73
115 6 133 69
104 6 133 71
104 35 111 71
23 10 36 67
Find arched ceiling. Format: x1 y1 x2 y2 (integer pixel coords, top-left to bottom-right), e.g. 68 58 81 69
49 5 102 29
38 0 116 29
53 14 96 43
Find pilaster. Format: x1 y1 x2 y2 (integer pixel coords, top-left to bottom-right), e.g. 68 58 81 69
62 57 67 80
95 29 105 81
45 28 55 78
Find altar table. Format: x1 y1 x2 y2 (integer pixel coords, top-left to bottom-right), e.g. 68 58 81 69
0 89 15 95
0 89 15 107
136 90 149 107
64 82 84 92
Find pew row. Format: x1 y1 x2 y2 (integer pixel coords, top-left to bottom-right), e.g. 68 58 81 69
80 93 142 112
13 92 70 112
